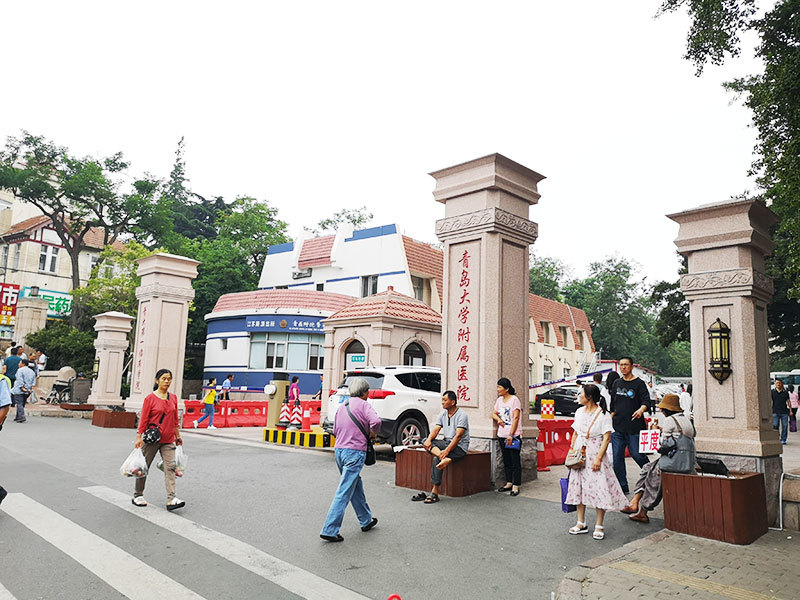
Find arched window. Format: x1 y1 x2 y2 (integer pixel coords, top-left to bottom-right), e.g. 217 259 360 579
345 340 366 370
403 342 426 366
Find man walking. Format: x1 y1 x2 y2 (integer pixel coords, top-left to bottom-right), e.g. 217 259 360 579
221 374 234 401
593 372 611 404
11 358 35 423
609 357 651 494
320 377 380 542
4 347 23 388
772 379 791 445
421 390 470 503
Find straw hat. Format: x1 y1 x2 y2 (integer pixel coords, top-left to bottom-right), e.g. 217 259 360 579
656 393 682 412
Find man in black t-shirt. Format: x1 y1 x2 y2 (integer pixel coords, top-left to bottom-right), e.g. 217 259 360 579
609 357 651 493
772 379 791 445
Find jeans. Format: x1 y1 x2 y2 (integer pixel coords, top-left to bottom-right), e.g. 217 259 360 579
11 393 28 421
430 439 467 486
611 431 650 493
499 438 522 486
321 448 372 537
773 413 789 444
196 403 214 427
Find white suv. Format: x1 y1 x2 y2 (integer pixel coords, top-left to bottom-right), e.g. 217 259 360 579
322 366 441 446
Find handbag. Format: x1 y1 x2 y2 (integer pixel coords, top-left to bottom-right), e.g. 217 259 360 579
658 415 696 474
565 408 603 470
560 476 576 513
344 399 376 466
142 412 166 445
504 436 521 450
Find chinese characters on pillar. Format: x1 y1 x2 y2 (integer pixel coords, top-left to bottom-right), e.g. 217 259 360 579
455 249 472 403
133 303 148 393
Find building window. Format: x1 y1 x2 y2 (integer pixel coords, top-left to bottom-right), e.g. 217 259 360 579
575 330 584 351
361 274 378 297
529 362 534 386
345 339 366 369
275 285 288 290
541 321 551 345
248 332 325 371
316 282 324 291
563 366 571 378
543 364 553 381
221 338 228 350
411 276 425 301
39 244 59 273
90 254 100 274
309 342 324 370
403 342 426 366
559 326 570 348
1 245 7 269
13 244 21 270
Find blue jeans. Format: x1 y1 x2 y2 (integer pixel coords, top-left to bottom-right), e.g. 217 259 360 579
321 448 372 537
611 431 650 493
196 403 214 427
11 393 27 421
773 413 789 443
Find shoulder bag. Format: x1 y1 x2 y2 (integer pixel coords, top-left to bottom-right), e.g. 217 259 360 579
565 409 603 470
142 412 165 445
345 399 376 466
658 415 696 473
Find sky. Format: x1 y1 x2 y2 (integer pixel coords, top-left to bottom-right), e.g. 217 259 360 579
1 1 762 286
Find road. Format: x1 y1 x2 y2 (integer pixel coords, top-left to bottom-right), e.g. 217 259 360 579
0 417 658 599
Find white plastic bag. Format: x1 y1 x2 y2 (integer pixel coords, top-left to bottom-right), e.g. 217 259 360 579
120 448 148 478
157 445 187 477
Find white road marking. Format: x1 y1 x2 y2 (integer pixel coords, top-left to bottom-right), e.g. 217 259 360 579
0 580 18 600
81 485 370 600
1 493 207 600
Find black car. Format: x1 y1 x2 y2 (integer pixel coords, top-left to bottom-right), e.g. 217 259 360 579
532 385 581 416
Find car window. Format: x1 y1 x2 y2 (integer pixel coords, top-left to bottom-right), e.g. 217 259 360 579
341 373 385 390
394 373 418 389
415 372 441 393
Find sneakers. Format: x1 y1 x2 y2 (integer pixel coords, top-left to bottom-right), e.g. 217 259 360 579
131 496 148 507
192 420 198 429
208 425 217 430
167 497 186 511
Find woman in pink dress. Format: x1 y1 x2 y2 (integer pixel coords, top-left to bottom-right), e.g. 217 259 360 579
565 384 629 540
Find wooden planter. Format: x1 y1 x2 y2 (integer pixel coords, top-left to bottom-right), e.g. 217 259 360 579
662 471 768 545
92 409 136 429
395 449 491 497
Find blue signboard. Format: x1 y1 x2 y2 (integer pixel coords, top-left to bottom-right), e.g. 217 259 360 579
245 314 325 333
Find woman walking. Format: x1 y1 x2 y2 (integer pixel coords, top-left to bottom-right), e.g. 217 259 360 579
132 369 185 511
193 377 218 429
565 384 628 540
493 377 522 496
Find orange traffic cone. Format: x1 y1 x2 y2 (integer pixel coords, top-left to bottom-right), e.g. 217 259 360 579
277 400 292 429
300 408 312 432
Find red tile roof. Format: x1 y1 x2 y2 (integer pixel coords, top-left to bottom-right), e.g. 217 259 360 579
298 235 335 269
402 236 443 300
2 215 49 235
528 293 595 351
327 288 442 325
0 215 125 251
212 289 356 314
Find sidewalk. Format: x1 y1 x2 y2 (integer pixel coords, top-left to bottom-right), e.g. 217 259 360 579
557 528 798 599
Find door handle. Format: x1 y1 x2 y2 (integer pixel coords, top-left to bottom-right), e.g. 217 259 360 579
417 398 427 402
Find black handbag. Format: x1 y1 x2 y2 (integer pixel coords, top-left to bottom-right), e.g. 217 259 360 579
142 412 166 445
344 399 376 466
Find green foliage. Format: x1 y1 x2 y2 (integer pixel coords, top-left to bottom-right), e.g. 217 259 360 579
650 253 690 347
217 197 288 274
771 353 800 372
309 206 373 235
529 253 569 301
25 322 95 373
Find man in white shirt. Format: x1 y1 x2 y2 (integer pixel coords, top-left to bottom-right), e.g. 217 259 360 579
679 383 693 420
592 372 611 405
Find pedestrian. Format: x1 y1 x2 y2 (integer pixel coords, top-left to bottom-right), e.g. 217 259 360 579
289 376 300 402
679 383 693 420
493 377 522 496
193 377 218 429
592 372 611 404
132 369 185 511
609 357 651 494
420 390 470 503
772 379 791 445
4 342 15 358
605 370 620 396
0 364 11 431
647 380 657 413
11 359 35 424
4 347 22 388
788 384 799 433
320 377 380 542
220 373 233 401
623 394 696 524
36 349 47 371
565 384 628 540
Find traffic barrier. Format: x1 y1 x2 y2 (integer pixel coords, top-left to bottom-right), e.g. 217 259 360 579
305 400 322 425
182 401 228 429
277 400 292 429
289 402 302 428
264 426 334 448
225 401 268 427
537 418 574 466
300 408 312 432
540 399 555 419
536 439 550 471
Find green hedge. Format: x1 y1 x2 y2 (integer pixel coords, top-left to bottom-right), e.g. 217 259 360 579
25 322 95 374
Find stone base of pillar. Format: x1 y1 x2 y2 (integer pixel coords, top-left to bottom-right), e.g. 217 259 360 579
697 452 782 525
469 436 539 485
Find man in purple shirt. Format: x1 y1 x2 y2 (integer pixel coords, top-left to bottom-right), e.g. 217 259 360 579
320 377 381 542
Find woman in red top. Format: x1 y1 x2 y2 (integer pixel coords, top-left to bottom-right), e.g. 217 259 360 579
132 369 185 511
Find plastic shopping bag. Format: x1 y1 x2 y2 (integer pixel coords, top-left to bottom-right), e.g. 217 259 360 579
157 445 187 477
120 448 148 478
560 476 576 513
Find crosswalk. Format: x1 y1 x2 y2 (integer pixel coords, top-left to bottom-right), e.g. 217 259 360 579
1 486 370 600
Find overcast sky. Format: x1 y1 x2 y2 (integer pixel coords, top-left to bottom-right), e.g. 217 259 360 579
1 1 761 285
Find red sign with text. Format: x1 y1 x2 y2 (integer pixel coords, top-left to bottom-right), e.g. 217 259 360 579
0 283 20 326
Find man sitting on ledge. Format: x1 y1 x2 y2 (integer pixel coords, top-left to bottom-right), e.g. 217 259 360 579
421 390 470 503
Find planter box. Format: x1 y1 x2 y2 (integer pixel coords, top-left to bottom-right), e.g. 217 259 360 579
395 449 491 497
662 471 768 545
92 409 136 429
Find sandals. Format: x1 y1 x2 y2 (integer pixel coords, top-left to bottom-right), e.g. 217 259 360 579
131 496 147 507
411 492 427 502
423 493 440 504
593 525 605 540
568 521 588 535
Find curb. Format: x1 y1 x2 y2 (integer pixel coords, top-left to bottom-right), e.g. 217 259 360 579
556 529 672 599
25 407 94 420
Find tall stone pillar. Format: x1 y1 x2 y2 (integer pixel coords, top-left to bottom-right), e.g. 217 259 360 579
432 154 543 482
14 296 50 349
125 253 199 412
668 199 781 522
87 311 133 407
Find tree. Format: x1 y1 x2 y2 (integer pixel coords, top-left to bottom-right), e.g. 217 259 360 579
217 197 289 275
25 321 95 373
650 253 690 347
308 206 373 235
0 132 158 324
529 253 569 301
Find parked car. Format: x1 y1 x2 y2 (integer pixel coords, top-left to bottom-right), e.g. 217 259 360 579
532 385 582 416
322 366 441 447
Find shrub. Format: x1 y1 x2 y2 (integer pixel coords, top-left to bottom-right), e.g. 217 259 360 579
25 322 95 374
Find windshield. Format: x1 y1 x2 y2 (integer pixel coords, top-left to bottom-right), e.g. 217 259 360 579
338 372 385 392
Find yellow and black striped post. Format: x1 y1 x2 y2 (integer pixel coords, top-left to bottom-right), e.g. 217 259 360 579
263 427 334 449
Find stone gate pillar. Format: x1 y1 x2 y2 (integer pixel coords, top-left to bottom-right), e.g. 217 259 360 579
87 311 133 407
125 253 199 412
15 295 49 349
668 199 781 522
432 154 543 482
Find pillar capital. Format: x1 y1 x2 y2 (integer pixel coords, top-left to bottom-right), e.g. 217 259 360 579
435 206 538 245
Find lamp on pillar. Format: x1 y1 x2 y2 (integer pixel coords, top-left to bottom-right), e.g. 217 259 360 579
29 285 39 297
707 318 732 384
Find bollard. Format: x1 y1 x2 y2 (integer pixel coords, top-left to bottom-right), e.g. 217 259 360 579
541 399 555 420
277 398 292 429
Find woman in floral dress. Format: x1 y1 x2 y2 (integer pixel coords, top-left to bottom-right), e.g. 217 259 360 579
565 384 629 540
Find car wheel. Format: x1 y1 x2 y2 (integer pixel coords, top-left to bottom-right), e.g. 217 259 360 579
395 416 427 447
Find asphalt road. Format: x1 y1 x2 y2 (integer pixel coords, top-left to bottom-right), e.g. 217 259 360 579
0 417 659 600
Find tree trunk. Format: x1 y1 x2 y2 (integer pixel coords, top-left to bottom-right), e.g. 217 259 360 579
69 250 82 327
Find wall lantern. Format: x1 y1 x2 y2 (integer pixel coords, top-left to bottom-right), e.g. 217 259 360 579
707 318 732 384
30 285 40 297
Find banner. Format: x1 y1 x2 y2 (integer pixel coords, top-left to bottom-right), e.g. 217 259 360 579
0 283 20 326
